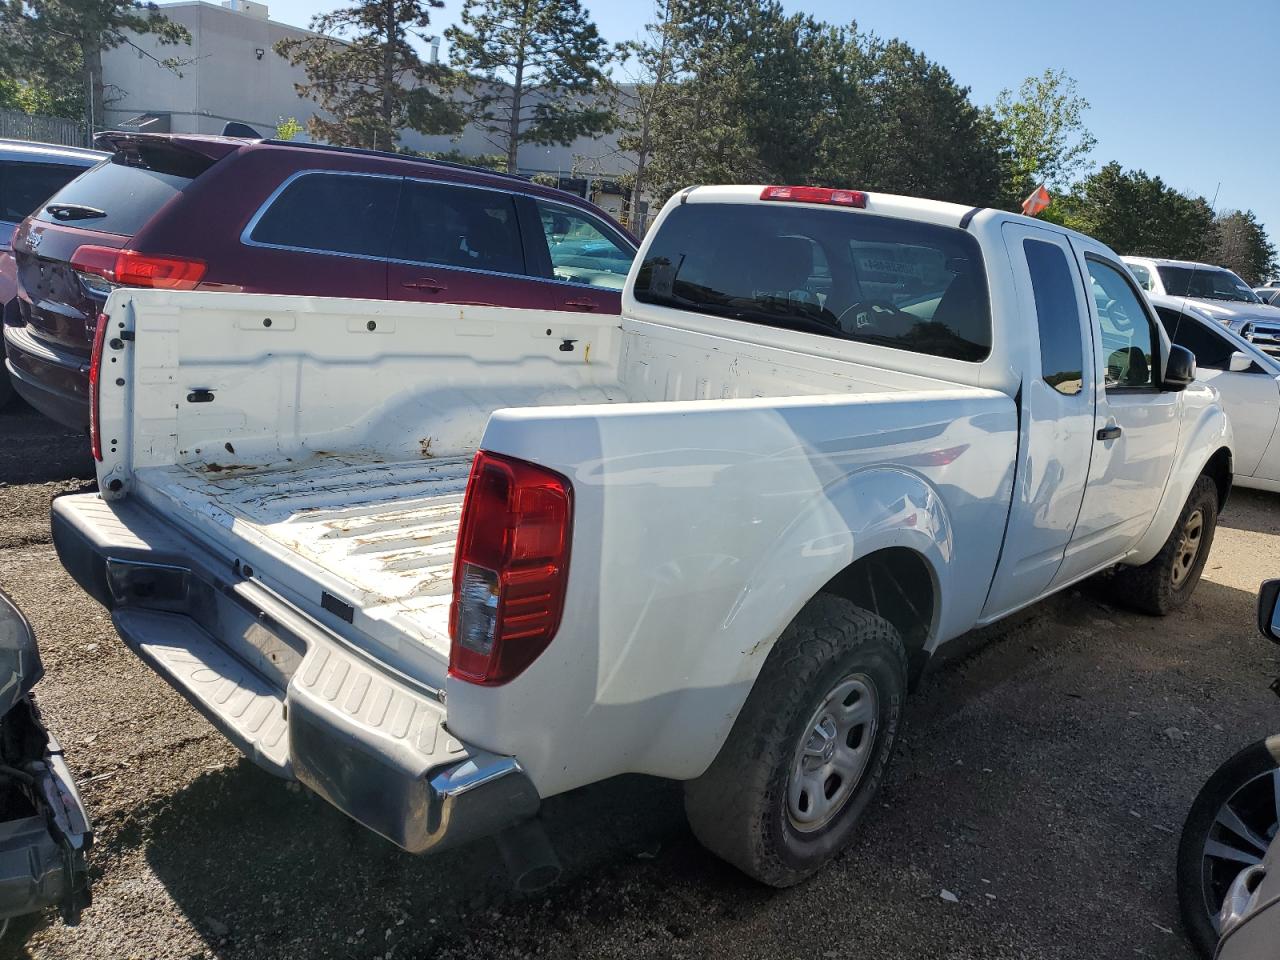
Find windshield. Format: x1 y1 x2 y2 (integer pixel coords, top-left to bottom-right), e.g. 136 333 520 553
633 202 991 362
1156 265 1262 304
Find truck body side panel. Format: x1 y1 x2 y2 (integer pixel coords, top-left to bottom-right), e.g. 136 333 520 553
458 388 1015 795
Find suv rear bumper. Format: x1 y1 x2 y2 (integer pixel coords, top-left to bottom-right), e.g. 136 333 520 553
51 493 540 855
3 323 88 431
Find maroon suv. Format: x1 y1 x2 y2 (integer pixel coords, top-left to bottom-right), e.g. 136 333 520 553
4 133 638 431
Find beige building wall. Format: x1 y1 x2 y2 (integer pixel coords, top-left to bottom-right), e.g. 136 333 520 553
101 1 325 136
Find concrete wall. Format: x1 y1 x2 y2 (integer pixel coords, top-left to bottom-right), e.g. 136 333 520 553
101 1 324 136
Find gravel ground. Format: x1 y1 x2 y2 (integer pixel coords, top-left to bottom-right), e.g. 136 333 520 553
2 397 1278 960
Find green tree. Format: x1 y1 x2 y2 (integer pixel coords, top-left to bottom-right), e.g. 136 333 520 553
1209 210 1277 285
615 0 680 232
445 0 615 175
1060 162 1214 260
276 0 459 150
640 3 1006 209
274 115 304 140
0 0 191 135
419 147 508 170
993 68 1096 203
848 37 1007 206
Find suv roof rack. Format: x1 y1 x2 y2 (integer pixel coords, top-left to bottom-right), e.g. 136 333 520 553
259 139 535 186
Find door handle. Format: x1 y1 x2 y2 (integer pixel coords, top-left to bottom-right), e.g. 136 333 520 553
563 297 599 311
401 278 446 293
1096 424 1122 441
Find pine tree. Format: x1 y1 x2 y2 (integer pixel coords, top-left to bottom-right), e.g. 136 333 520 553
1210 210 1277 285
0 0 191 137
445 0 615 174
276 0 460 150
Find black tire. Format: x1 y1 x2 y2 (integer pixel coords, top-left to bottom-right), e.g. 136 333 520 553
1177 736 1280 959
683 594 907 887
1112 474 1218 616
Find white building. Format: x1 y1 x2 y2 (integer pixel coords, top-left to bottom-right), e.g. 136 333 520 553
102 0 636 219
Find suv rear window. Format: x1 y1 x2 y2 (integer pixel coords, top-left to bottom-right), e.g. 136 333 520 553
34 146 212 236
633 202 991 361
0 161 88 223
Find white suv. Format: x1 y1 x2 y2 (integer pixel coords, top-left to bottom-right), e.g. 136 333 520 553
1123 255 1280 356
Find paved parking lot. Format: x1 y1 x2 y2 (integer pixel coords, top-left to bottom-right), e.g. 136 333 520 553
2 397 1278 960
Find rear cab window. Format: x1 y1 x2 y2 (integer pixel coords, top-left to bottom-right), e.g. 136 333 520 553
35 142 215 236
633 202 991 362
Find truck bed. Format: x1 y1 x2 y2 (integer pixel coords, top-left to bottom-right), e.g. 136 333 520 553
136 454 471 665
94 292 1011 692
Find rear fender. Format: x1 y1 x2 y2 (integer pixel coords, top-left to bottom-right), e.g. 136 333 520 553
633 465 966 778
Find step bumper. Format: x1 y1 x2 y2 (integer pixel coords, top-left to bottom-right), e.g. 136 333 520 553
51 493 539 855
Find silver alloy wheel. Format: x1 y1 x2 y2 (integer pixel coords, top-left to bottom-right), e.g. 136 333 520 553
786 674 878 833
1171 508 1205 588
1199 767 1280 932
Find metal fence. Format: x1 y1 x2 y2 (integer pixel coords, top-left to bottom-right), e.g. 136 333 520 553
0 109 88 148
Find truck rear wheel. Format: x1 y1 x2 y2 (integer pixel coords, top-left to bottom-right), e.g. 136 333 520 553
684 594 907 887
1112 475 1218 616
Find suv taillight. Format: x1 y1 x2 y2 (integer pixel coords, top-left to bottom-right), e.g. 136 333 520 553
70 245 206 291
449 451 573 685
88 312 108 461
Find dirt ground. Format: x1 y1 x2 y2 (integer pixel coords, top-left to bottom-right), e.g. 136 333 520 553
2 397 1278 960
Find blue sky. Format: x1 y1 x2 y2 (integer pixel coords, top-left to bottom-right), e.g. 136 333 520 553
263 0 1280 247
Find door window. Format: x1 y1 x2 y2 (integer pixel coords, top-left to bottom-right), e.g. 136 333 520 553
1126 262 1153 291
535 200 634 290
1086 257 1158 389
391 180 524 275
1024 239 1085 395
1155 307 1239 370
248 172 401 259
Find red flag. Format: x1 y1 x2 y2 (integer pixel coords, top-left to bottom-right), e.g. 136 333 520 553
1022 184 1051 217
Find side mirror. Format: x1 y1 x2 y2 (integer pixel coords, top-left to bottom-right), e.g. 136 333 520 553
1261 580 1280 643
1229 351 1254 373
1164 344 1196 391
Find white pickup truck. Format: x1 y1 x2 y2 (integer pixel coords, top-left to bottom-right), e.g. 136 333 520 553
52 185 1232 888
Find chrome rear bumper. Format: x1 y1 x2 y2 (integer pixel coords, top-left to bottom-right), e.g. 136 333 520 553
51 493 539 854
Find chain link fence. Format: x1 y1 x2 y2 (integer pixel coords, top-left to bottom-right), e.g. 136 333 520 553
0 109 89 148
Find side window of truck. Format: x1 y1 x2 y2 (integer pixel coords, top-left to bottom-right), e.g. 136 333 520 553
1127 262 1153 291
1086 257 1158 390
1023 239 1085 395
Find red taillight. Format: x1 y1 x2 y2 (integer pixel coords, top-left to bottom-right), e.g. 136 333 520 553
88 312 108 461
449 451 573 685
760 185 868 208
70 245 206 290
